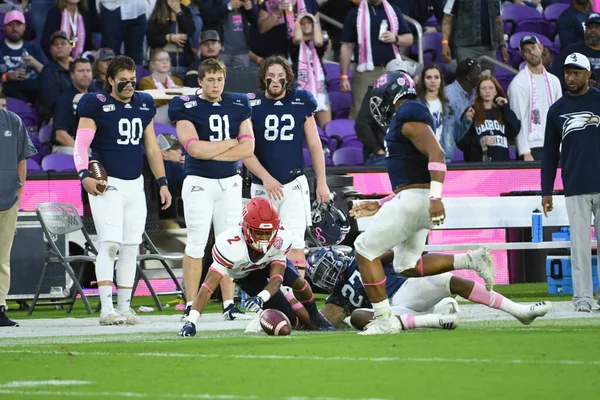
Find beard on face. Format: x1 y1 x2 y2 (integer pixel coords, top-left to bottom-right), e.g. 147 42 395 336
585 33 600 47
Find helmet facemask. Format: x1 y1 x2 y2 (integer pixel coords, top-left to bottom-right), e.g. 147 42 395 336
244 223 278 253
307 249 349 293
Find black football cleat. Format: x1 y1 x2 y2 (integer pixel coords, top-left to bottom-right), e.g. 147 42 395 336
178 321 196 337
222 303 245 321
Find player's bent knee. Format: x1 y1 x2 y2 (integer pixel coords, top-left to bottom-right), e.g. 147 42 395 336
350 308 375 331
185 242 206 260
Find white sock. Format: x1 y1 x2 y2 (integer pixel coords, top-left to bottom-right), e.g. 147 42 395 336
223 300 234 309
99 286 113 313
372 299 392 319
186 300 194 307
117 288 132 312
453 254 468 270
188 310 201 325
499 297 523 316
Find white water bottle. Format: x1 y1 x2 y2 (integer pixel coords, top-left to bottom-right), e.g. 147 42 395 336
379 20 388 41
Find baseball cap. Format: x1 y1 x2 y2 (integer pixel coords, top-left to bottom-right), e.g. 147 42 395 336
519 34 541 51
157 134 181 151
564 52 591 71
98 48 115 61
200 30 220 44
456 58 479 78
586 13 600 26
49 30 70 43
386 59 408 73
4 10 25 25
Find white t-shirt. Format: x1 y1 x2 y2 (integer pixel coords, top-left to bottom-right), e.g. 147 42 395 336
427 98 444 143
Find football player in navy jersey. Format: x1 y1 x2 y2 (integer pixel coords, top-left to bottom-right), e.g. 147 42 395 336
351 71 497 335
244 55 330 278
307 248 551 331
73 56 172 326
168 58 255 321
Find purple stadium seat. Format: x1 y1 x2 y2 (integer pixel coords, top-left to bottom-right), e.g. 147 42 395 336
38 124 53 144
544 3 570 37
136 66 151 82
41 153 76 172
332 147 363 166
154 122 177 137
425 15 437 27
502 4 550 37
7 97 35 117
509 32 553 49
495 74 514 95
451 147 464 163
303 148 312 166
411 32 442 65
328 91 351 119
324 62 340 81
325 118 356 151
27 131 43 164
341 138 363 149
26 158 42 172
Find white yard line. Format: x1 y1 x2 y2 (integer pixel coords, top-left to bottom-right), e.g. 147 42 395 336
2 349 599 367
0 380 92 388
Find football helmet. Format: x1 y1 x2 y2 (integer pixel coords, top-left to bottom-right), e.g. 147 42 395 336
369 71 416 128
242 197 280 253
310 199 350 246
306 247 351 293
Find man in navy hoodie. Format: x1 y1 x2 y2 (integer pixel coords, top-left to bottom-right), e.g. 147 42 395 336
542 52 600 313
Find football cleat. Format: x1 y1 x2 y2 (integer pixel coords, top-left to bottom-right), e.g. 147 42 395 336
359 315 402 335
178 321 197 337
515 301 552 324
414 313 459 330
99 308 126 326
310 311 336 331
468 247 496 290
181 305 192 322
0 306 18 327
223 303 246 321
118 308 139 325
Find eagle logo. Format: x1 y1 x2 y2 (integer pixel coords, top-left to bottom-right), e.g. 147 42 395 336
560 112 600 139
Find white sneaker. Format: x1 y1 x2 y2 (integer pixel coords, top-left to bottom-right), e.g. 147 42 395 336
244 314 264 334
415 313 459 330
358 315 402 335
118 308 140 325
515 301 552 325
468 247 496 290
99 308 126 326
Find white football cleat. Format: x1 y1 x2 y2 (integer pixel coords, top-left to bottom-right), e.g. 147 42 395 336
468 247 496 290
118 308 139 325
99 308 126 326
359 315 402 335
515 301 552 325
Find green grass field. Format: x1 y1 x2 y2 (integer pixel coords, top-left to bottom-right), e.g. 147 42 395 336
1 283 598 400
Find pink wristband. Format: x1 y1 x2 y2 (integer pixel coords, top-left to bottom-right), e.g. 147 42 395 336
270 274 284 282
183 137 199 151
428 162 447 172
237 134 254 140
378 193 395 206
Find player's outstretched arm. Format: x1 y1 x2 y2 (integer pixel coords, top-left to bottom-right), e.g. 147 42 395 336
212 118 255 161
244 261 286 312
144 120 172 209
176 120 237 160
305 115 330 201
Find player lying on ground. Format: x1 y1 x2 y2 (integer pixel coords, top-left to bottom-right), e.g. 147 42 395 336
179 197 333 337
308 248 552 331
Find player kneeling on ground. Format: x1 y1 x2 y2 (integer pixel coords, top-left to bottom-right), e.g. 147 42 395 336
179 197 333 337
308 248 552 332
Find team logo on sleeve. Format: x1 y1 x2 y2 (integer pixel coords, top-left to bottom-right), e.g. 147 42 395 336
560 112 600 138
273 236 283 250
96 93 106 102
247 93 255 99
180 95 190 101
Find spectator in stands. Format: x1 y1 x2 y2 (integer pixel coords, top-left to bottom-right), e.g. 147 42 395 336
199 0 257 67
37 31 73 124
147 0 196 77
92 47 114 89
553 13 600 90
257 0 319 59
508 35 562 161
184 30 223 87
0 102 37 327
339 0 413 120
41 0 94 59
0 91 6 109
445 58 481 119
291 13 331 129
138 48 184 124
0 10 47 103
51 57 93 154
157 133 185 221
396 0 445 34
441 0 508 74
457 76 521 162
503 0 543 13
97 0 147 65
416 64 474 162
188 0 203 54
542 45 554 70
557 0 591 49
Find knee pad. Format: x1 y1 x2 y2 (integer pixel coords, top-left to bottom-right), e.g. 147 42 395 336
116 244 138 287
96 241 120 282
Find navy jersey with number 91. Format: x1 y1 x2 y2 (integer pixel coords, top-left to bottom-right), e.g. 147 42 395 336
249 89 317 185
77 91 156 180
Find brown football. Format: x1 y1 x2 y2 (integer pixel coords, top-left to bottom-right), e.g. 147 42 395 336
260 309 292 336
88 160 108 194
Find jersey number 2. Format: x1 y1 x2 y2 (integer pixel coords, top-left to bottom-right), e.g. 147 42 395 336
117 118 143 145
227 235 241 245
209 115 231 141
341 270 365 308
264 114 295 141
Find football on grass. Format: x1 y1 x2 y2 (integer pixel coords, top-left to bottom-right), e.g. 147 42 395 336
260 309 291 336
88 160 108 194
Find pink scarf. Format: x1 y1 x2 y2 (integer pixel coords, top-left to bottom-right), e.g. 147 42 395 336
152 73 180 89
356 0 400 72
60 8 86 58
594 0 600 12
264 0 295 38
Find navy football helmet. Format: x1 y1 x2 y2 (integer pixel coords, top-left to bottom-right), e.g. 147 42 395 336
310 199 350 246
369 71 417 128
306 247 352 293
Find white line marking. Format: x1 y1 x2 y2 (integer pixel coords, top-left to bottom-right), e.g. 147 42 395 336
0 380 92 388
1 349 598 366
0 389 387 400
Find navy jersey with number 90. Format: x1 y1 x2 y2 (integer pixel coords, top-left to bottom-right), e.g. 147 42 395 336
77 91 156 180
249 89 317 185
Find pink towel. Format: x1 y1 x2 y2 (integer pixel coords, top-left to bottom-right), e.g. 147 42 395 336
60 8 86 58
356 0 400 72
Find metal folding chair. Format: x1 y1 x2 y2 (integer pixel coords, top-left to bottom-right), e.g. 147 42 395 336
30 202 98 315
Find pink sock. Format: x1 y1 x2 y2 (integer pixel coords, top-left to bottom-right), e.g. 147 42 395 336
468 282 504 309
399 315 416 330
